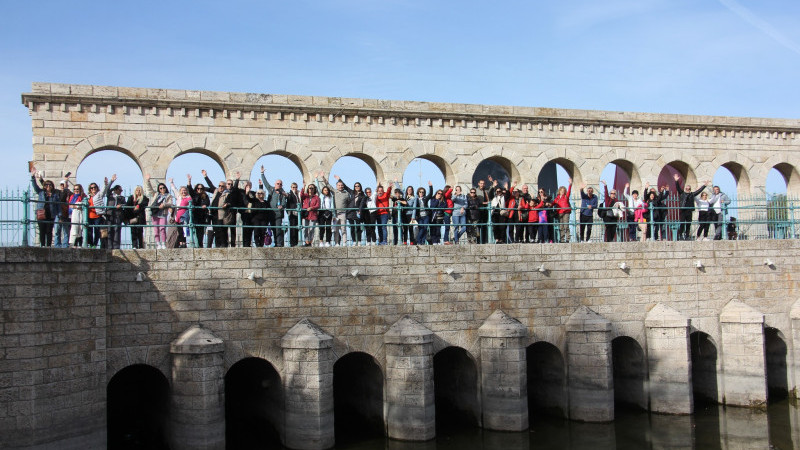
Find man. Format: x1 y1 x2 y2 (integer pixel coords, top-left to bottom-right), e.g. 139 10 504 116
285 181 302 247
600 180 621 242
204 170 242 247
332 175 354 246
473 178 493 244
261 166 287 247
106 184 127 249
708 185 731 240
674 173 710 241
54 178 72 247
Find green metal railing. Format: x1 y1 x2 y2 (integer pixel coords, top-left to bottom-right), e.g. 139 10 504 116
3 186 798 248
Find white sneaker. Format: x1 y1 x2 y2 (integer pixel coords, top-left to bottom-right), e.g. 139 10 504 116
703 237 710 241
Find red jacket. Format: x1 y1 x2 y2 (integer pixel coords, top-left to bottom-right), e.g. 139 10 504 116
553 184 572 215
376 189 391 215
301 193 321 221
444 188 454 214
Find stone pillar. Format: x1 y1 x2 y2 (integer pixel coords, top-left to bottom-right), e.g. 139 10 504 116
281 319 335 450
384 315 436 441
720 299 767 407
645 303 693 414
170 325 225 450
566 306 613 422
789 300 800 399
477 310 528 431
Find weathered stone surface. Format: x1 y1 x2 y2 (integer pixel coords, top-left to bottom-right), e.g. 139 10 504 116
479 311 528 431
720 300 767 407
645 303 692 414
566 306 613 422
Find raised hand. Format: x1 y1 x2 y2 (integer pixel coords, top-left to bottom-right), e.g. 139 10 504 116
599 180 606 186
334 175 340 180
187 174 192 181
673 173 680 181
169 178 174 184
110 174 117 182
145 174 151 181
568 178 573 185
234 171 241 179
261 165 265 174
201 169 207 177
428 180 433 186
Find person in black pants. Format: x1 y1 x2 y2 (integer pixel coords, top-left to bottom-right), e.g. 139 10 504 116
674 173 709 241
285 182 302 247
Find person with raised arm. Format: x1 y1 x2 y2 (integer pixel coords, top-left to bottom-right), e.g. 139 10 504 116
674 173 709 241
300 181 321 247
106 183 127 249
411 181 434 245
374 182 393 245
314 171 335 247
186 174 210 248
330 174 354 246
363 186 377 245
449 185 468 244
145 174 171 249
261 165 287 247
578 183 598 242
708 185 731 240
554 179 573 243
623 182 646 242
67 183 87 248
285 181 302 247
30 167 68 247
429 188 447 245
126 185 149 249
600 180 623 242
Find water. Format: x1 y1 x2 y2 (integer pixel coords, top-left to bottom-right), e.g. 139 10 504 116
333 401 798 450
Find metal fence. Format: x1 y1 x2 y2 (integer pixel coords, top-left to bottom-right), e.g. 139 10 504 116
3 186 798 248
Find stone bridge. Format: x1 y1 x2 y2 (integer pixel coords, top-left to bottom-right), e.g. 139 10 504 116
1 241 799 449
20 83 800 196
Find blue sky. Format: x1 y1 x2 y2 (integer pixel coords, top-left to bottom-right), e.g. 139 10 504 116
1 0 798 195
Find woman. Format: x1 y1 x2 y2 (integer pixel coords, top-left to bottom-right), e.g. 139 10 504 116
374 183 392 245
490 187 509 243
363 187 377 245
695 191 712 241
450 186 467 244
250 189 270 247
126 185 149 249
170 181 192 248
429 189 447 244
301 183 321 246
87 176 112 248
578 184 598 242
506 188 523 243
531 191 552 243
553 179 573 243
466 188 482 244
186 177 210 248
317 184 334 247
401 185 416 245
346 182 367 246
411 183 433 245
623 183 644 242
67 184 87 248
30 170 63 247
146 174 173 249
390 188 406 245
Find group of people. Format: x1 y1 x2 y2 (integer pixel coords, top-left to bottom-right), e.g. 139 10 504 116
29 166 732 248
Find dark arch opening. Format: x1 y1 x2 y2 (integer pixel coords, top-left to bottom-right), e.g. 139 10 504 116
526 341 567 419
107 364 170 450
434 346 480 431
225 357 283 449
600 160 635 194
537 160 576 198
765 327 788 402
472 158 512 188
611 336 647 412
690 331 718 405
333 352 385 444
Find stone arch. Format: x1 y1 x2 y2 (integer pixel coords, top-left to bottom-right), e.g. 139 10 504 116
765 327 789 402
689 331 719 405
332 351 385 443
156 136 231 178
760 157 800 196
107 363 170 450
65 131 148 177
526 341 567 419
433 346 480 430
611 336 647 412
655 157 701 188
225 357 283 448
319 142 389 183
473 146 523 185
396 143 456 187
106 346 170 383
709 154 754 198
241 139 316 181
530 148 588 189
598 156 643 190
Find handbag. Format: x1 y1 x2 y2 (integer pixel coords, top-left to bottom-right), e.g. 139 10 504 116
264 229 273 246
36 209 46 220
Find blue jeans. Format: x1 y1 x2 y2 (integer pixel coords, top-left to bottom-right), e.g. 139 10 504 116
452 215 466 242
443 214 452 241
376 214 389 244
415 215 430 244
55 218 70 247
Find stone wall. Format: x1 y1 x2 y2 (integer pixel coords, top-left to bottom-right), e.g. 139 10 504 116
1 240 799 448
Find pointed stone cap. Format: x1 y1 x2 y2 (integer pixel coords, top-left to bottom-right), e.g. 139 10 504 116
281 318 333 349
565 306 611 332
478 310 528 338
720 299 764 324
384 315 434 345
790 299 800 320
170 324 224 354
645 303 690 328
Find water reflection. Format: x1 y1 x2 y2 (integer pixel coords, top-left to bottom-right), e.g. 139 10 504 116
334 400 797 449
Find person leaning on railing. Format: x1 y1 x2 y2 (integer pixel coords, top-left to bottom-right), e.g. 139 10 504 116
126 185 148 249
29 167 67 247
145 174 172 250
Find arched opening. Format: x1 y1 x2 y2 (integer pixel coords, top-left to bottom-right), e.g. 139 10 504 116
225 357 283 449
249 154 303 192
77 148 144 191
599 160 638 196
333 352 384 444
713 163 749 201
401 157 446 192
107 364 170 450
690 331 718 405
329 155 379 190
537 159 576 198
434 346 480 431
771 163 799 196
472 157 517 189
526 341 567 419
611 336 647 412
765 327 788 402
657 160 698 192
166 151 226 187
